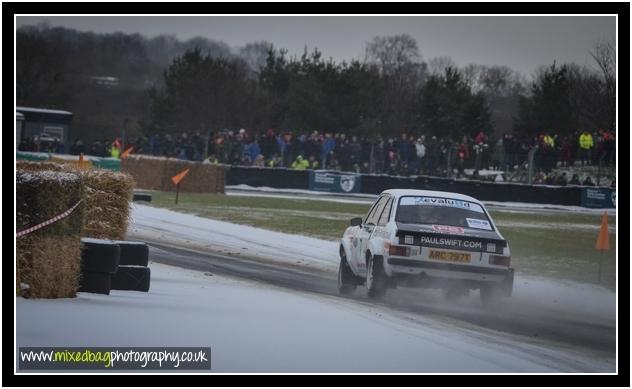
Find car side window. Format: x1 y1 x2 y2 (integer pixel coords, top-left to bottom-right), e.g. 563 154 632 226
366 196 387 226
363 196 383 224
377 197 393 226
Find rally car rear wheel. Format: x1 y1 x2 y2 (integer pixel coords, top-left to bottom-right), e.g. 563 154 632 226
366 254 387 299
338 252 357 295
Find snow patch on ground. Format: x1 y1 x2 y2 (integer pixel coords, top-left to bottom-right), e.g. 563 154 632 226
81 237 117 244
228 184 376 198
227 190 375 205
483 201 615 215
226 185 616 214
494 220 616 232
129 204 339 271
509 275 615 321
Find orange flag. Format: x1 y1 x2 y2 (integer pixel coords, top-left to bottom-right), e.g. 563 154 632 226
595 211 610 251
171 168 190 186
121 146 134 159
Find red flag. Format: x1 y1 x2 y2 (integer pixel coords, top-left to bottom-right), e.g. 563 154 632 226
171 168 190 186
121 146 134 159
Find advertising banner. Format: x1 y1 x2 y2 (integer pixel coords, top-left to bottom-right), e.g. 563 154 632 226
581 187 616 208
308 170 362 193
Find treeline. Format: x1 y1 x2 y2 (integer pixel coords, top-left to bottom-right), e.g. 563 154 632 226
16 24 615 143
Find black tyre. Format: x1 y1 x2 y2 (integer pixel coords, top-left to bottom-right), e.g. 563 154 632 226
338 250 357 295
78 272 111 295
81 238 120 274
111 266 151 292
116 241 149 267
366 254 387 299
133 193 152 202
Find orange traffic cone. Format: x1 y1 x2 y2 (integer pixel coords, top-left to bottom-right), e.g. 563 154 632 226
595 211 610 283
595 211 610 251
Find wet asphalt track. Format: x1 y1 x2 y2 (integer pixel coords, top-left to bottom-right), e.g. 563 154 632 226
144 239 615 361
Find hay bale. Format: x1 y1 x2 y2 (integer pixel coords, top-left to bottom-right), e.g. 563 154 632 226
17 235 82 298
16 161 135 240
121 155 169 191
16 170 85 298
16 170 85 236
79 169 134 240
16 160 66 172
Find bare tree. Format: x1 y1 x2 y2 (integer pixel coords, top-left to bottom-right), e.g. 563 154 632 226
589 41 616 130
238 41 274 76
365 34 420 75
461 63 484 92
590 41 615 85
428 56 455 76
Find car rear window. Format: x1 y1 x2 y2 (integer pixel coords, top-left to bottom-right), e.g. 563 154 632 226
395 196 493 231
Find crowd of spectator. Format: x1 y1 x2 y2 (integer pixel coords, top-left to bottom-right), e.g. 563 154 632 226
128 128 615 175
18 127 616 185
18 135 66 154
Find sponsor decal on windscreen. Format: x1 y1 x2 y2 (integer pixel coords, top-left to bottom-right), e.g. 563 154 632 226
432 225 465 234
466 218 492 230
400 197 484 213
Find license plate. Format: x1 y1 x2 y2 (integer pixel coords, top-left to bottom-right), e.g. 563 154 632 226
428 250 471 263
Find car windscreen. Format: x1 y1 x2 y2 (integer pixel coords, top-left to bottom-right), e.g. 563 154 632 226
395 196 493 231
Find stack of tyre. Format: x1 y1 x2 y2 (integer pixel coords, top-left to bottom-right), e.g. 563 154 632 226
79 238 151 295
132 192 152 202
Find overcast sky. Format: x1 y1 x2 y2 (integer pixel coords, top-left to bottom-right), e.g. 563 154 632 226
16 15 616 77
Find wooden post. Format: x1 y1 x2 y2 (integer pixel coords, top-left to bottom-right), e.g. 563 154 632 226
171 167 190 203
204 129 211 161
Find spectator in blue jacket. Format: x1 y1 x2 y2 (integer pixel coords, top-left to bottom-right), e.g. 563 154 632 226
321 133 336 168
245 139 261 163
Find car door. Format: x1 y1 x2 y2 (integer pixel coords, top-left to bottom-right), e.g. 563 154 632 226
349 197 381 269
349 196 382 268
355 196 388 271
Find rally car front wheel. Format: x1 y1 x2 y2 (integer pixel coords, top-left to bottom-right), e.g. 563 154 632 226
338 251 357 295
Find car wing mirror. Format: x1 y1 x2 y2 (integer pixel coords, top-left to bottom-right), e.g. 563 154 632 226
350 217 363 227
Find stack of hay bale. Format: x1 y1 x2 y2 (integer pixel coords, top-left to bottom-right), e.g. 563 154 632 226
16 170 85 298
121 155 225 193
16 161 135 298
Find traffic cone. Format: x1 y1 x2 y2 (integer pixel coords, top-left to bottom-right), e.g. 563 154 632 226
595 211 610 283
595 211 610 251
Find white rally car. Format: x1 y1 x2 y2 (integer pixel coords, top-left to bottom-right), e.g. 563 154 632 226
338 189 514 302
